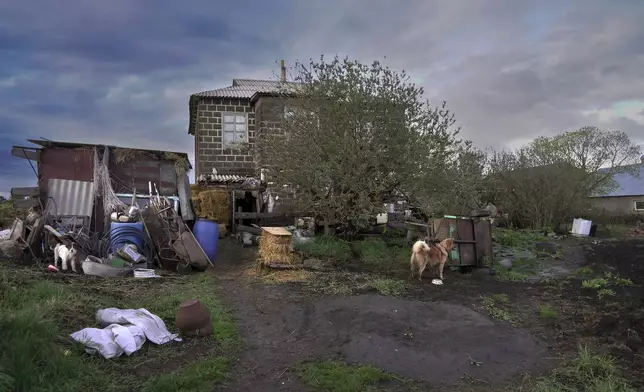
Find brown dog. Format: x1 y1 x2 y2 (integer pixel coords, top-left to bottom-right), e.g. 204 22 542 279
410 238 455 282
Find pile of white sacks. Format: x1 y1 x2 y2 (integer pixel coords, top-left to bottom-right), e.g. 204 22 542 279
71 308 182 359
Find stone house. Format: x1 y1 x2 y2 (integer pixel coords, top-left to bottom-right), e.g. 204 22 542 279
188 66 297 213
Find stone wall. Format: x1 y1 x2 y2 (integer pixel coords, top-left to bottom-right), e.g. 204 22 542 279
193 94 296 213
194 98 255 177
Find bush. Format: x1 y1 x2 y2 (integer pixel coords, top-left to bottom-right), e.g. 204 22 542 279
295 235 352 262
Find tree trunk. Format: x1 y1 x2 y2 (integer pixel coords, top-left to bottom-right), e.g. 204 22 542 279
324 216 331 235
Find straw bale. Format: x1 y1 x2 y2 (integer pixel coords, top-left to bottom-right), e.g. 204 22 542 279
258 232 300 266
194 190 229 222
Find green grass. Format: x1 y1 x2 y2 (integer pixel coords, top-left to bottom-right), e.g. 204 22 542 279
582 277 609 289
574 266 594 277
495 229 548 249
296 235 353 262
482 294 515 322
143 357 229 392
365 278 407 296
353 238 408 270
614 277 634 287
539 304 558 319
597 288 616 300
535 345 634 392
0 266 237 392
496 268 530 282
297 361 390 392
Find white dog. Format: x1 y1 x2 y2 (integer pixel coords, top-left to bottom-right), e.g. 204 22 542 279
51 243 78 272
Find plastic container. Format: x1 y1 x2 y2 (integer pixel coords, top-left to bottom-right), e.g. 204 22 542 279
109 221 145 251
193 218 219 262
571 218 592 237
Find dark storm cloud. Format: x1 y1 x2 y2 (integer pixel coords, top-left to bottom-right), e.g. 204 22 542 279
1 0 643 195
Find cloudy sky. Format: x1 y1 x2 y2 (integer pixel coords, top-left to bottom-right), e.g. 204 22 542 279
1 0 643 196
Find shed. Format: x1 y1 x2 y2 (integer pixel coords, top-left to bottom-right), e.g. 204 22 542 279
10 139 193 234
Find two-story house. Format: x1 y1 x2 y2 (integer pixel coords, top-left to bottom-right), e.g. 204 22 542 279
188 64 297 214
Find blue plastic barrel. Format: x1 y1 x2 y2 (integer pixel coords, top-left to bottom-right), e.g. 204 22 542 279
110 221 145 252
193 218 218 262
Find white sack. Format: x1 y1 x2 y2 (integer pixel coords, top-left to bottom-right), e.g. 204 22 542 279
70 308 181 359
70 324 145 359
96 308 182 344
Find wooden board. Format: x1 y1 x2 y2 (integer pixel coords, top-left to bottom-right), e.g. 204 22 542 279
13 198 40 209
11 146 40 161
260 226 292 236
11 187 40 197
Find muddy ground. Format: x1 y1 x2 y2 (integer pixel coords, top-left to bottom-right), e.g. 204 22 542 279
209 237 644 391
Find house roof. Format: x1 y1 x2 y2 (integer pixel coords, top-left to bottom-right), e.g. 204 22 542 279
192 79 294 99
591 164 644 198
188 78 301 135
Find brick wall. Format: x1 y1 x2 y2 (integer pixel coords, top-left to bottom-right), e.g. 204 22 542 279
194 98 256 177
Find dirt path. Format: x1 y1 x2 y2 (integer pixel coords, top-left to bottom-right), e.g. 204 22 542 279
212 239 550 391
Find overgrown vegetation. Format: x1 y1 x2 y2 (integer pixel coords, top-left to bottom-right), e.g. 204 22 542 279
536 345 634 392
297 360 390 392
0 267 237 392
0 196 17 229
296 235 352 262
486 127 641 229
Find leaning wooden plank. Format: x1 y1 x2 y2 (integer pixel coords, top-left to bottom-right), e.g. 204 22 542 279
13 198 40 209
11 187 39 197
11 146 40 161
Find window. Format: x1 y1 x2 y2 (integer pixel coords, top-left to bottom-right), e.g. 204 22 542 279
635 201 644 211
223 113 248 147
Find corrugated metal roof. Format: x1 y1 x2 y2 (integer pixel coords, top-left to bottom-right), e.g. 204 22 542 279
591 164 644 197
197 174 247 183
45 179 95 217
192 79 297 99
188 78 302 135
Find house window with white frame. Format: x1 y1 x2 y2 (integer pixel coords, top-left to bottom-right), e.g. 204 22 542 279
635 201 644 211
223 113 248 147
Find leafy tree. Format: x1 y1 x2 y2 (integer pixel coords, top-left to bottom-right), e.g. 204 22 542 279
257 56 460 234
486 127 642 228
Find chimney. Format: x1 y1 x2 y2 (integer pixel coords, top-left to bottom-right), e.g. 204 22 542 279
280 60 286 83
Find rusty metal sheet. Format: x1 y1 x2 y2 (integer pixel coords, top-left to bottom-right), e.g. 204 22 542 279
39 148 93 194
474 219 494 267
110 156 178 196
44 179 95 217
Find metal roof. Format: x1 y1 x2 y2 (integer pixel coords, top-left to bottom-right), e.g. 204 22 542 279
591 164 644 197
26 139 192 168
191 79 299 99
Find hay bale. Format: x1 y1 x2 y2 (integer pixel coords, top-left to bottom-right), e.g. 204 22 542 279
258 227 300 266
194 190 229 222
